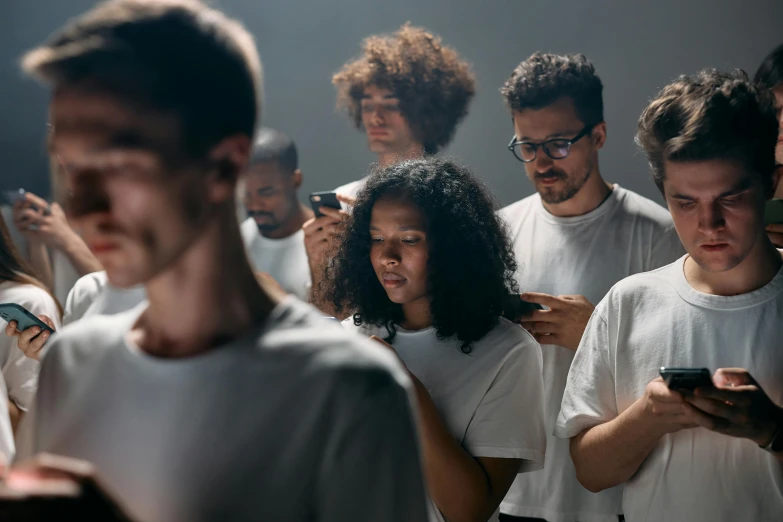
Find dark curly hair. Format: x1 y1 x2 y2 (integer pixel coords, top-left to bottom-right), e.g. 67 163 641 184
323 158 518 353
332 23 476 155
636 69 778 195
501 52 603 126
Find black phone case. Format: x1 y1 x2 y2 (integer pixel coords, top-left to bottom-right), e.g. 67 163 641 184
309 192 342 218
0 303 54 333
659 367 713 391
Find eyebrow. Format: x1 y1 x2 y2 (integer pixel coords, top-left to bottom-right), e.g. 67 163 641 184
49 124 162 155
369 224 425 231
518 130 580 141
670 178 753 200
360 95 400 101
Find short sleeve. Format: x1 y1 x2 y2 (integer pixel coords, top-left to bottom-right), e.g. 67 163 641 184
316 366 429 522
464 337 547 473
648 225 684 271
3 288 62 411
62 273 105 326
555 301 618 439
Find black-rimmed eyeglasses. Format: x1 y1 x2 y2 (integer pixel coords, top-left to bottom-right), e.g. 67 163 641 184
508 123 597 163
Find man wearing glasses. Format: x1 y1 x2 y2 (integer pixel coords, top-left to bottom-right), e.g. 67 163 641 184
498 53 683 522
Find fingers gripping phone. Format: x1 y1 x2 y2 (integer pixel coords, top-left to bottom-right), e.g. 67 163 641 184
309 191 342 218
502 294 544 322
659 367 714 391
0 303 55 335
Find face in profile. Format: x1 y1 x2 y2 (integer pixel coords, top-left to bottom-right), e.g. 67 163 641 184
663 159 768 273
243 162 298 235
369 195 429 308
50 88 214 288
512 97 604 205
360 85 419 156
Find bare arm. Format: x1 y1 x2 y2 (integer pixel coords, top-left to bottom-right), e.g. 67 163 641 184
8 400 22 433
570 377 710 492
58 232 102 277
412 378 520 522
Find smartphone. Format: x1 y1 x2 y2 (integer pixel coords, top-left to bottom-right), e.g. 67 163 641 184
2 189 26 206
659 367 714 391
309 191 342 218
0 303 55 334
502 294 544 322
765 199 783 226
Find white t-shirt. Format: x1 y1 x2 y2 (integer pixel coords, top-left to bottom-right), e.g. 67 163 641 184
343 317 547 522
15 297 429 522
499 185 684 522
63 271 146 326
0 281 61 461
556 255 783 522
334 179 365 202
240 218 311 301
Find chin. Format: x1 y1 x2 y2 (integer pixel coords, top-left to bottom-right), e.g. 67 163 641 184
689 251 744 273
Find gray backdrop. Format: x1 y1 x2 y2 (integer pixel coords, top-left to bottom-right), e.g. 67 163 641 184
0 0 780 207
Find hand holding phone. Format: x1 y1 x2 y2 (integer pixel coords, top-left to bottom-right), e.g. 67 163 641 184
309 191 342 218
659 367 714 392
0 304 56 361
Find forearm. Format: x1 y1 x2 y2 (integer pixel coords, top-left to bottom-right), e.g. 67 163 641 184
8 400 22 433
570 397 665 492
59 232 102 276
412 378 496 522
27 242 54 289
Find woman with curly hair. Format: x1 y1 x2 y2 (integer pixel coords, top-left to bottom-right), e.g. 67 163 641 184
323 158 546 522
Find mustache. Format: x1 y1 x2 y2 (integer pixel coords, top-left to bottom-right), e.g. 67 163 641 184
535 169 566 181
248 211 276 219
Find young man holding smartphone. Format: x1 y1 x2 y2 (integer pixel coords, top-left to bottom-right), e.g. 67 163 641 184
498 53 684 522
2 2 429 521
557 69 783 521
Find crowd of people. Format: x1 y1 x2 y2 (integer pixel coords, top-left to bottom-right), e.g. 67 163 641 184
0 1 780 521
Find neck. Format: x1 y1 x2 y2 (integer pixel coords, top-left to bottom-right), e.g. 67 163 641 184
400 298 432 331
377 143 425 168
684 236 783 296
132 208 286 358
261 202 313 240
542 163 613 218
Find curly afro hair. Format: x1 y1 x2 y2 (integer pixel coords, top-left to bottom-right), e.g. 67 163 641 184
332 23 476 155
501 52 603 126
322 157 519 353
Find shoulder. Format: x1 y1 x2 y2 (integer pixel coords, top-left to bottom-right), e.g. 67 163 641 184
499 193 539 222
612 186 674 229
260 300 412 395
478 317 540 360
0 281 59 315
601 259 683 311
42 307 137 369
240 217 259 244
334 179 366 199
67 271 109 304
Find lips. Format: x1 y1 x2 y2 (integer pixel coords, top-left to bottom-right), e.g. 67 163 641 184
700 242 729 252
90 241 120 254
381 272 406 288
368 129 389 137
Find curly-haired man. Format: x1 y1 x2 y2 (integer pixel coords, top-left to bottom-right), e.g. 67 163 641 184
305 24 475 314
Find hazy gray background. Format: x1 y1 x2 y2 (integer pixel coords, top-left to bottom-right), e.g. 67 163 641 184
0 0 780 207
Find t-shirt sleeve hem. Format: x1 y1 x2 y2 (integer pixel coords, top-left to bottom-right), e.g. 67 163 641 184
554 417 605 439
466 446 545 473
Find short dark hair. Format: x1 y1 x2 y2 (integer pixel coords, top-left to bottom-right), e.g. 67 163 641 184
501 52 604 125
249 128 298 174
754 43 783 89
332 23 476 155
22 0 263 160
321 157 518 353
636 69 778 194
